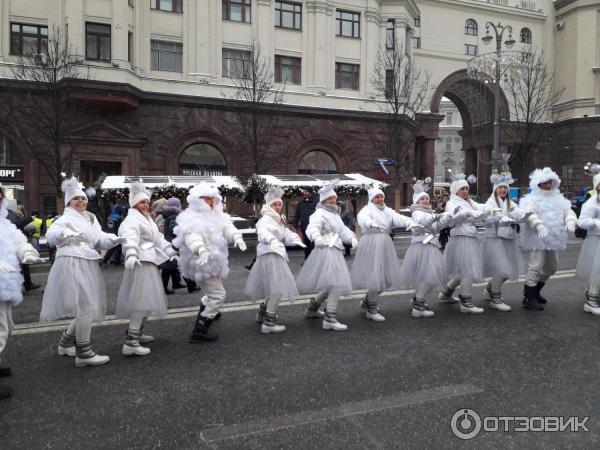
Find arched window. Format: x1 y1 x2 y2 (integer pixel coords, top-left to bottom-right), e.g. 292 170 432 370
178 143 226 176
298 150 337 175
465 19 478 36
0 134 23 165
520 28 532 44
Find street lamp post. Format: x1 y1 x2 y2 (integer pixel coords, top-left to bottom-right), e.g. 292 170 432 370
482 22 515 172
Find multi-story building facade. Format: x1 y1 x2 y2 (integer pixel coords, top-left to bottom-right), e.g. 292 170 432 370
434 99 464 183
0 0 597 211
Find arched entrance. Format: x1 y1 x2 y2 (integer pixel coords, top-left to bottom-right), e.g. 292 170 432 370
0 134 26 204
178 143 227 176
430 69 509 195
298 150 338 175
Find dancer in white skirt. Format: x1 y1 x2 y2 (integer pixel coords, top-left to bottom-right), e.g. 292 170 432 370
575 163 600 315
245 186 306 334
0 184 44 399
438 174 497 314
351 186 416 322
296 180 358 331
41 177 124 367
520 168 576 311
117 182 179 356
482 173 535 311
173 182 247 342
399 178 453 318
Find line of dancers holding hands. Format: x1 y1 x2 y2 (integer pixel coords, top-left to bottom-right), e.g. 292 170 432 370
2 164 600 379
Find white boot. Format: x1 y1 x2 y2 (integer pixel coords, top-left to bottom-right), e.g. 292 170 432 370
322 311 348 331
122 344 151 356
485 284 511 311
488 300 512 312
261 312 287 334
411 297 435 318
439 286 459 303
304 307 325 319
459 295 484 314
138 335 154 344
361 297 385 321
365 310 386 322
584 292 600 316
58 345 76 357
75 354 110 367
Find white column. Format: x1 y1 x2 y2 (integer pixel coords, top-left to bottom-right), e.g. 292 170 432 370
183 0 196 79
307 1 332 92
112 0 129 67
254 0 273 57
364 8 381 97
66 0 85 59
0 0 8 58
134 0 150 74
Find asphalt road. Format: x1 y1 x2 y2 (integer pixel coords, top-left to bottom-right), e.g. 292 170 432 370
1 236 598 449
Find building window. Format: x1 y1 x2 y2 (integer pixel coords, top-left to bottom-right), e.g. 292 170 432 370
128 31 133 63
386 19 395 49
222 48 251 78
335 62 359 90
520 27 532 44
385 70 394 99
446 112 453 125
85 23 111 61
411 37 421 49
465 44 478 56
223 0 251 23
445 138 452 152
0 135 23 165
275 1 302 30
10 23 48 56
80 161 122 188
150 0 183 13
275 55 301 84
298 150 337 174
465 19 478 36
179 144 227 176
336 10 360 38
151 41 182 72
414 16 421 27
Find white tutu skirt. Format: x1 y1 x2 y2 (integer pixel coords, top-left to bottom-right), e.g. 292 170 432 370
576 235 600 281
444 236 484 283
116 262 168 319
244 253 299 301
296 247 352 295
483 237 524 280
398 243 446 289
40 256 107 322
351 233 401 292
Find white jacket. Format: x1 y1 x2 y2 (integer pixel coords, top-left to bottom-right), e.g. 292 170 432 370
519 189 576 251
446 194 487 237
46 207 116 261
305 205 355 250
577 195 600 236
409 205 453 245
357 203 412 235
119 208 175 266
483 195 529 240
256 213 303 262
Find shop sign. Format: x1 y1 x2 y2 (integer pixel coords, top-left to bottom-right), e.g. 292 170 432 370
0 166 24 182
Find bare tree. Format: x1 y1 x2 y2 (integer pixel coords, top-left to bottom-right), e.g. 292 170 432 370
227 41 286 175
505 47 564 168
0 26 93 207
370 42 431 209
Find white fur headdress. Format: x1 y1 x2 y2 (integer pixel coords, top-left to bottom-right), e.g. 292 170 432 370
264 186 284 206
319 179 339 202
490 172 515 192
529 167 560 191
128 181 151 208
61 176 87 206
187 181 222 212
368 187 385 203
584 162 600 191
412 177 431 204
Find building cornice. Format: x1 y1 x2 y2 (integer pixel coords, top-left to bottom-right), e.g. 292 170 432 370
417 0 547 19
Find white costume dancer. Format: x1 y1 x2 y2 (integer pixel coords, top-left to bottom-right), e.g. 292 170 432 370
42 177 122 367
482 173 529 312
117 182 178 356
520 167 576 310
0 184 43 399
351 186 415 322
296 180 358 331
173 182 247 342
398 178 452 318
245 187 306 334
438 174 496 314
575 163 600 315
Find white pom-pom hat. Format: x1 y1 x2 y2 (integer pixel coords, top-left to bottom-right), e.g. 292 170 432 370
368 187 385 203
318 179 339 202
584 162 600 191
528 167 560 191
490 172 515 192
128 181 151 208
62 176 87 206
412 177 431 204
265 186 284 206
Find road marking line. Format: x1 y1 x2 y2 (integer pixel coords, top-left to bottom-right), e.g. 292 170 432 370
200 383 482 443
12 269 577 336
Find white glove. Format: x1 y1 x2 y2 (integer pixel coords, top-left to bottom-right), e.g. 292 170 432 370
169 254 179 263
314 236 326 248
22 255 47 264
565 222 576 233
370 222 386 231
0 260 17 272
124 255 141 270
484 207 501 215
269 240 282 253
234 238 247 252
459 209 475 218
406 221 423 231
62 229 81 239
195 251 211 266
594 219 600 229
536 224 550 239
294 240 307 248
499 216 514 224
109 235 126 245
351 237 359 249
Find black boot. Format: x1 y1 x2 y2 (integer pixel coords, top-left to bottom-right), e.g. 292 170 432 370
171 271 185 289
189 312 218 343
199 303 222 320
523 284 544 311
161 270 174 294
185 278 201 293
0 384 12 400
536 282 547 304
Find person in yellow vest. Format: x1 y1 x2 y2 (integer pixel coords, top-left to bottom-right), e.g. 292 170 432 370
28 211 42 251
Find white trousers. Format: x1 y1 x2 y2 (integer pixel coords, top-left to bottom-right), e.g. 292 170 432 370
525 250 558 287
0 302 13 365
199 276 226 319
